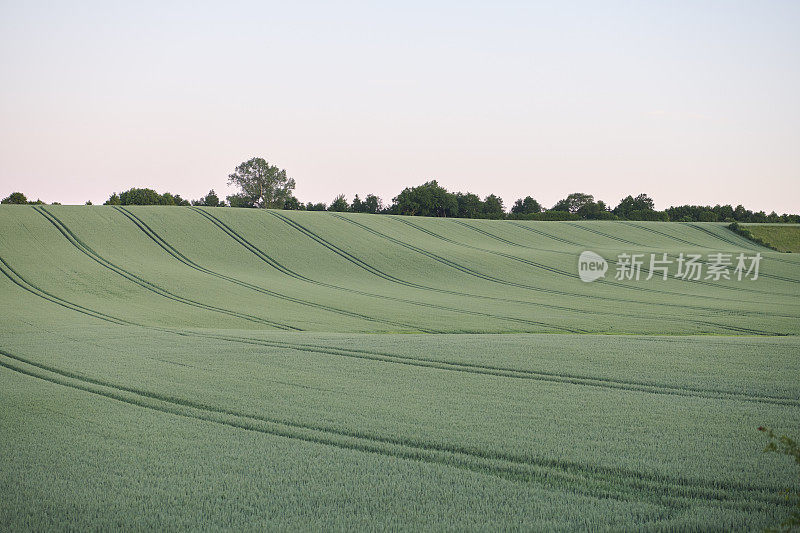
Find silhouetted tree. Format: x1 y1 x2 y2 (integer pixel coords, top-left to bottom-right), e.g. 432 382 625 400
328 194 349 212
551 193 595 213
577 200 613 220
511 196 542 215
393 180 458 217
613 194 655 219
118 188 167 205
482 194 505 219
363 194 382 214
227 157 296 208
193 189 222 207
350 194 365 213
456 192 483 218
1 192 28 204
227 193 256 208
734 204 750 221
283 195 303 210
104 193 122 205
714 204 734 221
161 192 190 206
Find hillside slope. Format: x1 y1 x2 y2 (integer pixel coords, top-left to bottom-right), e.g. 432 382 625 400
743 223 800 253
1 205 798 335
1 206 799 530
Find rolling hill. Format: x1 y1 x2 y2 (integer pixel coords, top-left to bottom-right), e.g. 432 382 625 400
1 206 799 529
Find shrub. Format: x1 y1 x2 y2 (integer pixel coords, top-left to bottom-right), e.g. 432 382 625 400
1 192 28 204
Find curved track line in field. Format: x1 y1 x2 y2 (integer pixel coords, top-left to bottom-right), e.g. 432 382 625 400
188 207 312 279
688 223 800 270
566 222 645 247
192 332 800 407
323 214 788 335
114 207 430 333
584 220 800 284
566 223 799 287
32 206 299 331
0 256 134 326
512 219 798 280
441 218 793 297
684 224 800 267
449 219 530 248
0 349 787 510
190 207 584 333
383 216 800 317
2 258 794 406
272 210 725 330
280 211 768 322
13 206 793 336
688 224 758 249
506 221 587 247
618 221 708 248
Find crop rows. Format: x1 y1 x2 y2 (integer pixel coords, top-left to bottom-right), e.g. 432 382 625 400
1 205 798 530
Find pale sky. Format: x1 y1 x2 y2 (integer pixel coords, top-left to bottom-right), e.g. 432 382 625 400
1 1 798 212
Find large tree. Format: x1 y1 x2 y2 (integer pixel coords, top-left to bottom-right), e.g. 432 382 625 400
363 194 382 214
1 192 28 204
192 189 223 207
227 157 296 208
613 193 655 219
118 188 167 205
551 193 595 213
392 180 458 217
455 192 483 218
577 199 612 220
511 196 542 215
482 194 505 219
328 194 349 212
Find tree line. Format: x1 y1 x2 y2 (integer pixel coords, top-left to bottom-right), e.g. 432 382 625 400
3 157 798 223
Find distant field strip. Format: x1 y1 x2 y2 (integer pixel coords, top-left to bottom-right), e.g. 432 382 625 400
743 224 800 254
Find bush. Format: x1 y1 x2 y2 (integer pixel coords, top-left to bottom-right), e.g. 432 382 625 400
227 193 256 208
328 195 349 212
1 192 28 204
193 190 223 207
104 193 121 205
507 211 581 221
627 209 669 221
283 195 303 210
728 222 778 251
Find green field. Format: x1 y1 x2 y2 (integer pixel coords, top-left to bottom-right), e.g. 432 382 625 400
743 223 800 253
1 205 799 530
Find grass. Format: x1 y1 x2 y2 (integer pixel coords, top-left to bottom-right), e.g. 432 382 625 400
1 205 799 529
742 223 800 253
